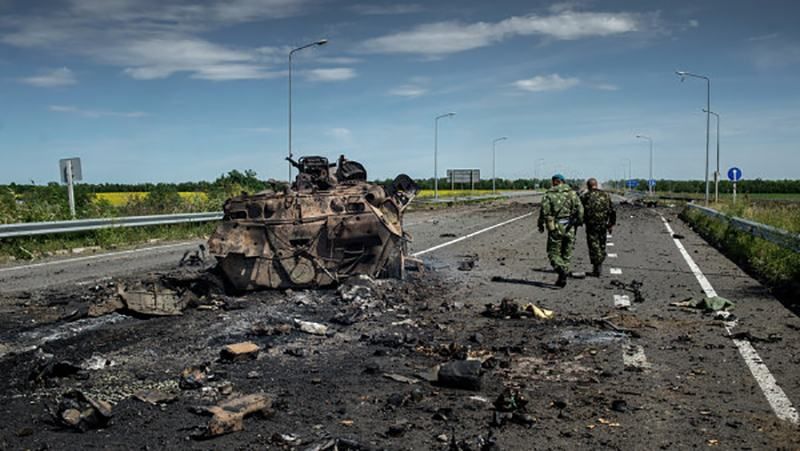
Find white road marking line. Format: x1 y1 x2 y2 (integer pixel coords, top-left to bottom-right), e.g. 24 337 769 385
614 294 630 308
610 268 622 275
660 215 799 424
607 242 615 246
622 343 651 370
607 253 618 258
607 234 613 238
412 213 533 257
0 242 199 274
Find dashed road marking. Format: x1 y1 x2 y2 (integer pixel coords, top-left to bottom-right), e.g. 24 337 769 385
412 212 533 257
614 294 630 308
607 234 613 239
661 215 799 424
607 253 618 258
0 242 199 274
610 268 622 275
607 242 615 247
622 343 651 370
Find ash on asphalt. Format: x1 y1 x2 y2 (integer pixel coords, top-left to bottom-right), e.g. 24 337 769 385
0 200 798 449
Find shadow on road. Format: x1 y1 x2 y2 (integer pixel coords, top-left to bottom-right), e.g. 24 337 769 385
490 276 560 290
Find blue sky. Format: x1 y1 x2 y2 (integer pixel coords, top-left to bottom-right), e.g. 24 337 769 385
1 0 799 184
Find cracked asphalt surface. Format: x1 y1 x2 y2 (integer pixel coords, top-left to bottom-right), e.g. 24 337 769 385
1 195 798 450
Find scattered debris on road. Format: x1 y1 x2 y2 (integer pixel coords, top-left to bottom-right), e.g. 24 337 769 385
220 342 261 361
194 393 272 438
670 296 735 312
52 390 113 432
482 298 554 320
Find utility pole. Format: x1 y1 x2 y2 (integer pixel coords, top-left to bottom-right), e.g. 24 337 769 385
288 39 328 182
433 112 455 199
636 135 654 195
703 109 721 203
492 137 507 193
676 70 712 206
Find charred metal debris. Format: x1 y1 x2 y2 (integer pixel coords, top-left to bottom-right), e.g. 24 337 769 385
209 155 419 291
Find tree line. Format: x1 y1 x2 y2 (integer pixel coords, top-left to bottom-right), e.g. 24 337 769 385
3 171 799 224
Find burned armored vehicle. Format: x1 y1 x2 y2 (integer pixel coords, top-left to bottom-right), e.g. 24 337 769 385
208 155 419 291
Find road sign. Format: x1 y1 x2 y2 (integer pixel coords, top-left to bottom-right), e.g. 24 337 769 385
59 158 81 219
648 179 656 188
727 167 742 182
626 179 639 188
446 169 480 184
59 158 82 183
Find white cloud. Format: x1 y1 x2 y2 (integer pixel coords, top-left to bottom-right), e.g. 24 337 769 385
19 67 76 87
327 127 353 144
305 67 356 82
48 105 147 118
591 82 619 91
747 39 800 70
349 3 424 15
388 84 428 98
748 33 779 42
1 0 314 81
328 127 353 139
512 74 580 92
688 19 699 28
315 56 363 65
102 36 286 81
358 10 640 56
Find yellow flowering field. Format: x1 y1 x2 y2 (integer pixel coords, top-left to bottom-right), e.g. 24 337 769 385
94 192 208 206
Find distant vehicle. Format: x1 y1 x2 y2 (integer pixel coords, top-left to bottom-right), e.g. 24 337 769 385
208 155 418 290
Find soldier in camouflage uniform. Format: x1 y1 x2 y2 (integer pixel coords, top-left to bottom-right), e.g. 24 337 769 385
538 174 584 287
581 178 616 277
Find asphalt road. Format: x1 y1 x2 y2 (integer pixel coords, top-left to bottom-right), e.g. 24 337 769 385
1 194 798 449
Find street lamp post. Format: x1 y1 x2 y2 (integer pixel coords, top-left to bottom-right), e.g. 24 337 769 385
434 112 455 200
703 109 721 203
535 158 544 184
288 39 328 182
635 135 654 195
676 70 711 206
622 158 632 193
492 137 508 193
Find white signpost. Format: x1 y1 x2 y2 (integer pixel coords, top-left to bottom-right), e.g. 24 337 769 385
59 158 82 218
727 166 742 205
446 169 481 192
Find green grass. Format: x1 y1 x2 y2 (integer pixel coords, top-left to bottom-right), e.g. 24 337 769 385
680 206 800 294
656 191 800 202
712 200 800 234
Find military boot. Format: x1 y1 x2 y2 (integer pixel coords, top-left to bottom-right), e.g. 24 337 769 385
555 269 568 288
591 264 602 278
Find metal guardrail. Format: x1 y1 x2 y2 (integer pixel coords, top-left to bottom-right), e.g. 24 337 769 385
685 203 800 253
0 212 223 239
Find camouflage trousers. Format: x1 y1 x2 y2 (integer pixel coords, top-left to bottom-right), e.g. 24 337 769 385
546 225 576 273
585 224 608 266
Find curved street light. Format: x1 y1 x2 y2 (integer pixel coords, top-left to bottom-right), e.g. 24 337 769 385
676 70 712 205
288 39 328 181
703 108 721 203
492 137 508 193
434 112 456 199
622 158 632 193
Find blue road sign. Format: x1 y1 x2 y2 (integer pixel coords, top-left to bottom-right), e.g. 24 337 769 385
727 167 742 182
648 179 656 188
626 179 639 188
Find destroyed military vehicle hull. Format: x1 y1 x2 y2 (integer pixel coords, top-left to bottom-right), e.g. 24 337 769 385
208 155 418 291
